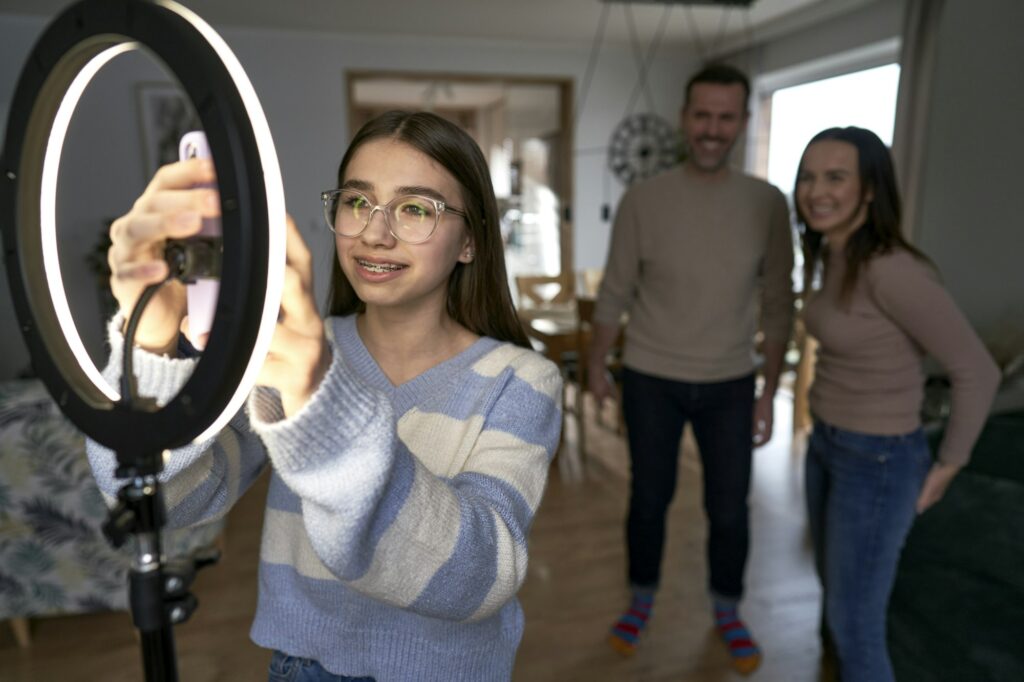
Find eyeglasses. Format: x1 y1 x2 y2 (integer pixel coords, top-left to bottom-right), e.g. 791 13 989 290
321 188 467 244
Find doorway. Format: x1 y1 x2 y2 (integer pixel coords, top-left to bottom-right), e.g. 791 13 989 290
347 72 573 288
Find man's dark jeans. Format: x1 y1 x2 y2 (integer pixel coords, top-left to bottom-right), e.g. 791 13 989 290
622 367 755 601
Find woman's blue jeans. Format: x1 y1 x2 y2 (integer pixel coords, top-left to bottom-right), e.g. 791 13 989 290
268 651 375 682
805 420 931 682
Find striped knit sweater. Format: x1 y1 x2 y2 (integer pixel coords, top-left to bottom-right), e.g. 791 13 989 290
87 314 563 680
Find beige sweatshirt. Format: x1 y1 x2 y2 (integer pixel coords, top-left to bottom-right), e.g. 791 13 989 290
805 248 1000 466
594 164 795 382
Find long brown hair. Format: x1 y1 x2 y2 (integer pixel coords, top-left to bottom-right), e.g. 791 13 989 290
326 110 530 348
794 126 932 301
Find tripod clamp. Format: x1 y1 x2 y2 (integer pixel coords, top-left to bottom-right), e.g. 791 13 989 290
102 464 220 681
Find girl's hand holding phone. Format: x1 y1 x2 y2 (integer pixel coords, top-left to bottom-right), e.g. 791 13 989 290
107 158 219 355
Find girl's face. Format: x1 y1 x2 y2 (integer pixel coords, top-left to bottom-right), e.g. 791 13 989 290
796 140 872 245
335 138 473 316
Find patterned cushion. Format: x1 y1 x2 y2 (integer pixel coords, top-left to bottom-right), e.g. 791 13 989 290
0 379 223 620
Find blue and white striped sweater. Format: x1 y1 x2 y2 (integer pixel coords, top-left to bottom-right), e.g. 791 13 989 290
87 314 562 680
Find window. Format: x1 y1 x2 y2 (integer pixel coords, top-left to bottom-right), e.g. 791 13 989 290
763 63 901 197
746 43 902 294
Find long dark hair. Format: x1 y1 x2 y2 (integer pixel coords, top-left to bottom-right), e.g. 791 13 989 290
794 126 931 301
326 110 530 347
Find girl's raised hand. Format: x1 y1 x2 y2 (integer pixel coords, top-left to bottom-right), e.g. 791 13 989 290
257 218 331 417
107 158 219 354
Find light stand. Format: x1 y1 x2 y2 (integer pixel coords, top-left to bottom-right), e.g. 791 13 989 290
0 1 286 679
104 456 180 682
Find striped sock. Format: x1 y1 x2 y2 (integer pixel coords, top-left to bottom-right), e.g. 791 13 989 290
714 601 762 675
607 591 654 657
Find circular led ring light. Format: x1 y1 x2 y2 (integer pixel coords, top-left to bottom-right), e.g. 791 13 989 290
1 0 285 455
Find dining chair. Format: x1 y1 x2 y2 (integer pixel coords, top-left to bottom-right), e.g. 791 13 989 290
514 274 575 320
562 297 625 464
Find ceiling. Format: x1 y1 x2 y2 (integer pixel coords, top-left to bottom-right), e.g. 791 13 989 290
0 0 874 53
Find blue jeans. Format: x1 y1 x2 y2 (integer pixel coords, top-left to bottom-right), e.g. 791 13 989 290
622 368 755 600
268 651 375 682
805 420 932 682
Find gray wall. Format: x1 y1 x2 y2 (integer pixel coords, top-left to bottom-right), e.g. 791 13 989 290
725 0 905 79
0 14 47 379
0 11 696 380
913 0 1024 364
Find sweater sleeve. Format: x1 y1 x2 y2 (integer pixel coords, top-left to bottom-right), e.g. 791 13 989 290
247 341 562 622
593 188 640 326
759 187 796 345
869 253 1001 466
85 316 269 527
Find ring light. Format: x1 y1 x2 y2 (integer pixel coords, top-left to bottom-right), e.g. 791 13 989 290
1 0 285 457
1 2 286 679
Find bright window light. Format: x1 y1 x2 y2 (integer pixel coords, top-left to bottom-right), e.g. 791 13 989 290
766 63 901 196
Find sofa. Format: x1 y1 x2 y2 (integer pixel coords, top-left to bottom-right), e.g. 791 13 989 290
0 379 224 646
889 409 1024 680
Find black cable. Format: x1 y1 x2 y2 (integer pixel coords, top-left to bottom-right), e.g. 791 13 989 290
741 7 752 47
575 1 610 128
622 3 673 118
624 4 646 108
741 8 757 66
684 5 706 61
709 6 732 57
120 279 171 410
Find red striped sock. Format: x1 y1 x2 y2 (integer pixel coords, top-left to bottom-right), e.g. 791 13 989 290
608 591 653 657
714 601 762 675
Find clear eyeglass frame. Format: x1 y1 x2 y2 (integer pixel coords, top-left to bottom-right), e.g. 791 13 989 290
320 188 468 245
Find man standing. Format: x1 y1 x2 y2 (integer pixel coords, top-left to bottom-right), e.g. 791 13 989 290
589 63 794 675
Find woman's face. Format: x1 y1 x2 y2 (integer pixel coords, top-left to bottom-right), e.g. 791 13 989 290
796 139 872 245
335 138 473 315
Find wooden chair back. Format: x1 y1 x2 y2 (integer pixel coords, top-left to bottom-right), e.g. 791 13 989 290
515 274 575 310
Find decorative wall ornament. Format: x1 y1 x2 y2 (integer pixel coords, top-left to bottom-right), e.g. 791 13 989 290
608 111 681 185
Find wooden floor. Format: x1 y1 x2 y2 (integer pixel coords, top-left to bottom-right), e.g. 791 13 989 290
0 386 830 681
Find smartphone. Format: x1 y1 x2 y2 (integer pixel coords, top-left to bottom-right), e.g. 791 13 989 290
164 131 221 349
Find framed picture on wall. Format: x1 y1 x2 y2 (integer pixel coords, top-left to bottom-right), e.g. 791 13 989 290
135 82 200 178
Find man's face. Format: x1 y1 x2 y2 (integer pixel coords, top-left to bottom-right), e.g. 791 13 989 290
680 82 749 174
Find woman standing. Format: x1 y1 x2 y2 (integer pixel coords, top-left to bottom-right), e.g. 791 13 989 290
795 126 999 682
89 111 562 681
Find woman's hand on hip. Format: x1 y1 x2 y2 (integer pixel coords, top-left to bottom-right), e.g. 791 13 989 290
916 461 962 513
257 217 331 418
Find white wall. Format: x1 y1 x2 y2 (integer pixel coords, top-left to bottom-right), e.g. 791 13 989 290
0 11 696 379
